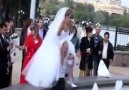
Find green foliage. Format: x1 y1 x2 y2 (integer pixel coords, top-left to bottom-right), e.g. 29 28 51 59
109 14 129 27
40 2 58 15
73 3 95 22
93 10 106 24
39 1 129 27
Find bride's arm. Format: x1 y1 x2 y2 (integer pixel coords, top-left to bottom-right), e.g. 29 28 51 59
57 21 64 36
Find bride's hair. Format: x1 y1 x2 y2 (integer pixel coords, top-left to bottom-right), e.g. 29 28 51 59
65 9 73 18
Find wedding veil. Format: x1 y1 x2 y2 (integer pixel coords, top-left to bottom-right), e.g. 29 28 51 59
23 7 70 88
47 7 69 38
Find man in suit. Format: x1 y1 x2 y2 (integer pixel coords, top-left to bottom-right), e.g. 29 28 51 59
91 26 103 76
99 32 114 69
5 18 15 85
37 18 47 40
0 22 13 89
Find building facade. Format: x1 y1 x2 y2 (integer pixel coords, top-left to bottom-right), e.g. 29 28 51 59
110 0 121 6
74 0 86 3
92 1 124 15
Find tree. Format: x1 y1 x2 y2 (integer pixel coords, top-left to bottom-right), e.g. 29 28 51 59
87 11 95 22
74 3 87 21
65 0 74 9
109 15 129 27
40 2 58 15
74 10 87 21
123 9 128 16
93 10 106 24
87 4 94 12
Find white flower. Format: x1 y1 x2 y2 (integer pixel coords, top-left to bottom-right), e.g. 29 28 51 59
10 33 18 39
13 33 17 37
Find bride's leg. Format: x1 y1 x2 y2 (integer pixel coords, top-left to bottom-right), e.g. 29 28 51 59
53 42 68 90
68 65 73 83
61 42 68 66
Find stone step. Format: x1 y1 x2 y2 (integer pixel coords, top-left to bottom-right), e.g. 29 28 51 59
2 75 129 90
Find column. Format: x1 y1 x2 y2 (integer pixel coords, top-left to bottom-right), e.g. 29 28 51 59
30 0 36 21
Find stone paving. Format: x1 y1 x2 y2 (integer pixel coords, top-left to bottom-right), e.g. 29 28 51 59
0 34 128 90
11 30 129 85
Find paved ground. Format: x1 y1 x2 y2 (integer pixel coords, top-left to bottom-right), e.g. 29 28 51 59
11 30 129 85
11 47 129 85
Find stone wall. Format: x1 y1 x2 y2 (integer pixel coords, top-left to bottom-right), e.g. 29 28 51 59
111 51 129 67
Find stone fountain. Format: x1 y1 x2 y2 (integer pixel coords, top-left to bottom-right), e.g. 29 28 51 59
1 74 129 90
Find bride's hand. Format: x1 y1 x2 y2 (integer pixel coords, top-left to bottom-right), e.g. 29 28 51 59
15 45 25 50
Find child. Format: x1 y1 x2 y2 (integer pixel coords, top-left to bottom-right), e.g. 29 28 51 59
65 53 77 87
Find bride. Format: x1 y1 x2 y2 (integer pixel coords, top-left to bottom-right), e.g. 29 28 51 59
22 7 74 88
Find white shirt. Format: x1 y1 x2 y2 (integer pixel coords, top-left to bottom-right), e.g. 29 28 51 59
77 27 82 39
102 42 108 59
2 34 5 38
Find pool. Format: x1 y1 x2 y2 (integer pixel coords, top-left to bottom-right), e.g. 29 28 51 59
80 86 129 90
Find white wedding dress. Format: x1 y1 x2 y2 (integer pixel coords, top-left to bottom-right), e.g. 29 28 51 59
22 7 75 88
23 30 71 87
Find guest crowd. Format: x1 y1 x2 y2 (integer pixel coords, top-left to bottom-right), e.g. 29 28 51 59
0 17 114 89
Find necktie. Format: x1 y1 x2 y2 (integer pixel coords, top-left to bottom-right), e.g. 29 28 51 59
4 36 7 42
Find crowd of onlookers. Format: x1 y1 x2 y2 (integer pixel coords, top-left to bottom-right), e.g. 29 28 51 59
0 16 114 89
73 22 114 77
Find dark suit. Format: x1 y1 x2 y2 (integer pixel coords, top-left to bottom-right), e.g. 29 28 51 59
0 34 11 89
91 34 103 75
42 28 47 39
99 41 114 69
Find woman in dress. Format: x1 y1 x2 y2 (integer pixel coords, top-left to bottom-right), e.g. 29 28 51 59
22 7 74 88
16 24 42 83
20 18 33 67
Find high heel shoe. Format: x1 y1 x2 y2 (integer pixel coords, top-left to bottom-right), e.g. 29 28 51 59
67 81 77 88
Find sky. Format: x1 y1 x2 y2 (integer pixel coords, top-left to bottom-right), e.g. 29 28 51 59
88 0 129 7
121 0 129 7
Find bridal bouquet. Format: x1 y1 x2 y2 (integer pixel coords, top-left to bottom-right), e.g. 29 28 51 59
10 33 19 62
